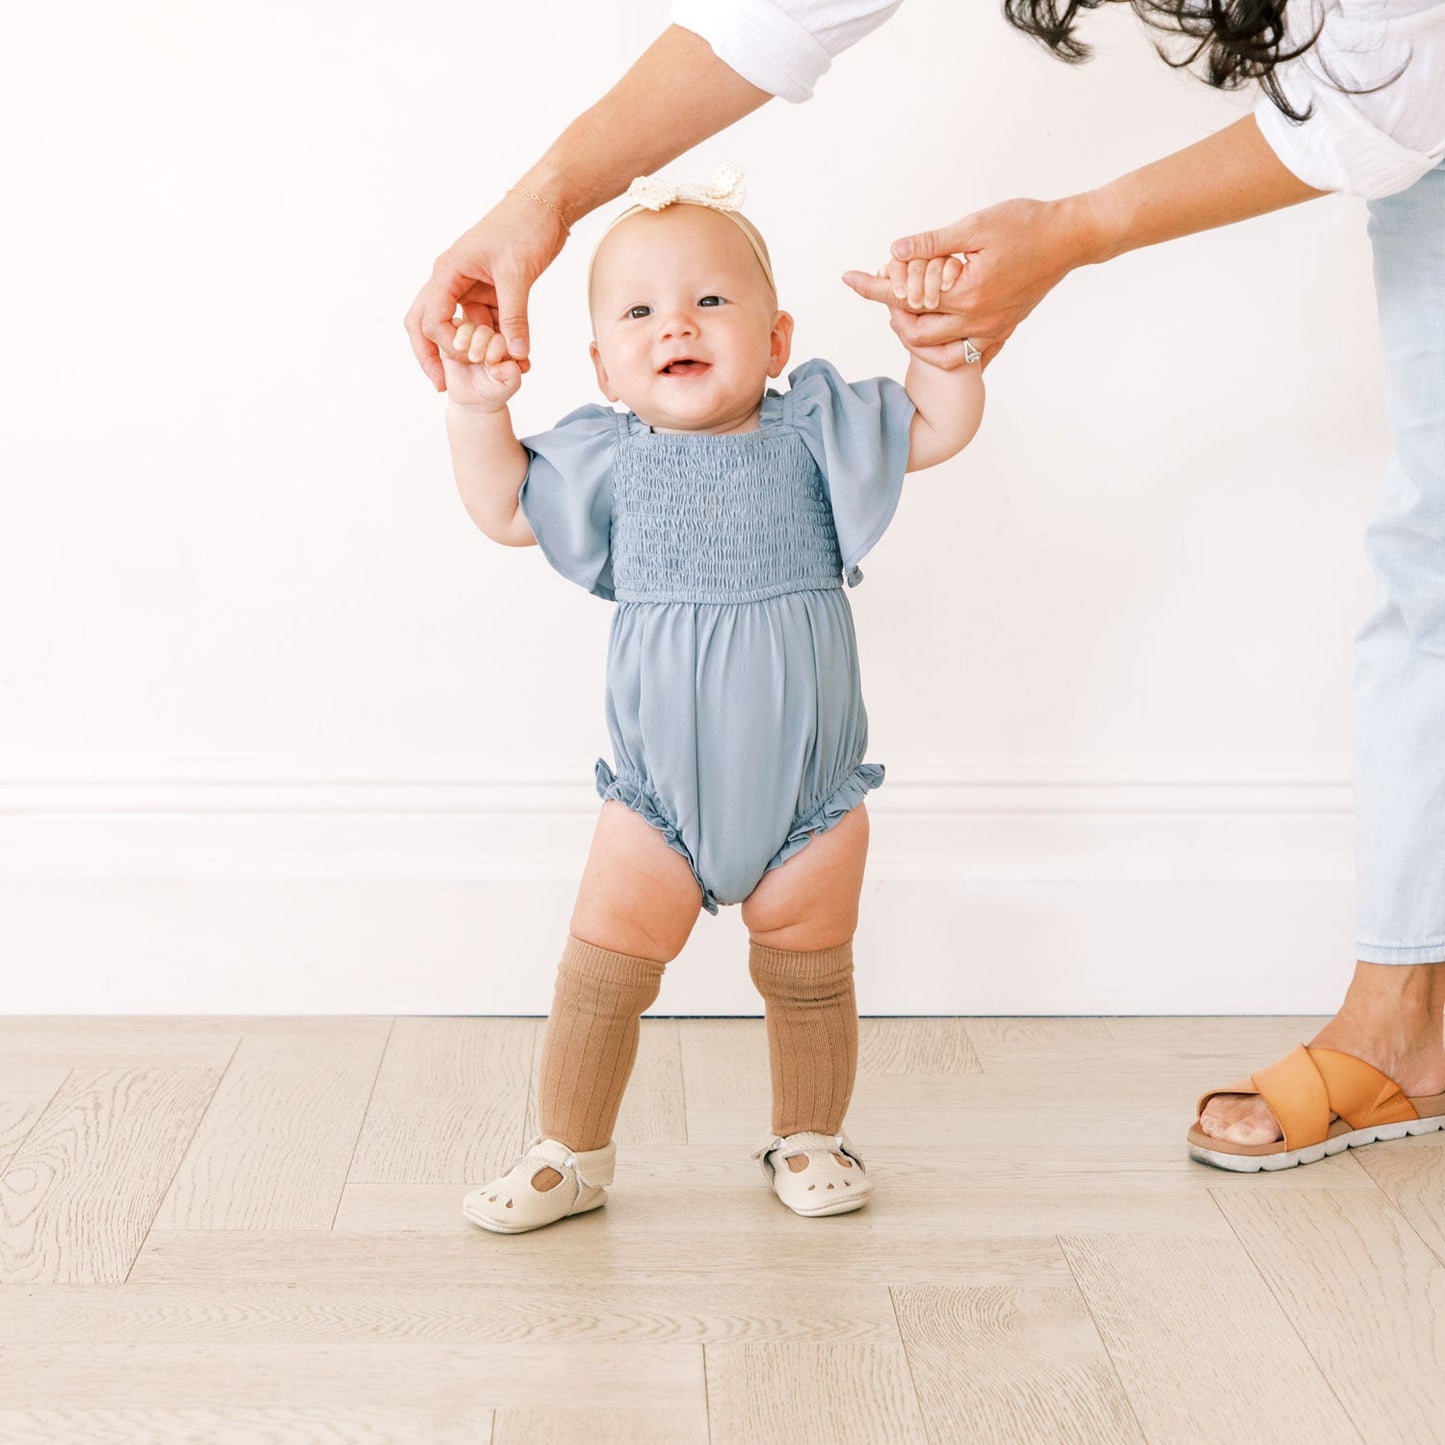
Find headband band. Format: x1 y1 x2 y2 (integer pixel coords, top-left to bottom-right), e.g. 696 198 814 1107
586 161 776 302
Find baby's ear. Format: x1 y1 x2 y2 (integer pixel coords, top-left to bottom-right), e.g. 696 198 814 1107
589 341 618 403
767 310 795 379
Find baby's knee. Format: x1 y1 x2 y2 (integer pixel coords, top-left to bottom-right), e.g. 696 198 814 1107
741 877 858 952
569 897 693 963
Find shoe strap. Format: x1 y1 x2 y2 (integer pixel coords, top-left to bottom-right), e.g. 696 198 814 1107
751 1130 865 1171
519 1135 616 1188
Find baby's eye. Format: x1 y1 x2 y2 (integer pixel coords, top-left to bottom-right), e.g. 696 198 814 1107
699 295 723 307
627 305 652 320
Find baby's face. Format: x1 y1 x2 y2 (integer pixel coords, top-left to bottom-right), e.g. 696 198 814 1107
589 206 793 433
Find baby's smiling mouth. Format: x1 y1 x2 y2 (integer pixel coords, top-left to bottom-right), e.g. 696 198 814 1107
659 358 711 377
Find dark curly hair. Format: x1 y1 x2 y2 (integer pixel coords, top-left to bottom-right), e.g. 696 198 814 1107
1002 0 1325 121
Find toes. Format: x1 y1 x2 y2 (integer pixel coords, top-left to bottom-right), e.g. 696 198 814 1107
1200 1093 1283 1146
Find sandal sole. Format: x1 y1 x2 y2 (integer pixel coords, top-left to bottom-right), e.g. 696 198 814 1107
1189 1112 1445 1173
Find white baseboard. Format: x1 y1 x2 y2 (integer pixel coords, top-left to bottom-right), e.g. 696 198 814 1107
0 756 1358 1014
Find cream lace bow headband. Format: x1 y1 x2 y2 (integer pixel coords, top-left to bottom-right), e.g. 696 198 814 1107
587 162 776 299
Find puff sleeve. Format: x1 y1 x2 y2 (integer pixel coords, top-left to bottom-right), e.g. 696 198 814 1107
516 404 621 600
786 357 915 584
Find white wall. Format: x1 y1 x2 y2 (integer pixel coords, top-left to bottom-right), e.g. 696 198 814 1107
0 1 1385 1013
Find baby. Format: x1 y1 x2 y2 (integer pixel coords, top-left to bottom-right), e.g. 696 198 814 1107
444 166 983 1233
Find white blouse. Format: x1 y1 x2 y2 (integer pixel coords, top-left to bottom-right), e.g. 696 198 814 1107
669 0 1445 198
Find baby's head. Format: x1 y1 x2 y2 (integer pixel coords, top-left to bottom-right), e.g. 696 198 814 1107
587 201 794 433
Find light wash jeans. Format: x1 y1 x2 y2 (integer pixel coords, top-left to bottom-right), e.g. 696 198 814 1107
1354 157 1445 964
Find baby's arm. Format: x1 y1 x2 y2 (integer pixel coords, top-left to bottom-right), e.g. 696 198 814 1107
442 322 537 547
903 349 985 473
868 255 985 472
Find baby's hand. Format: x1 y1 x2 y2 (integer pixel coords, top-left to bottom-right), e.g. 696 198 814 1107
439 320 522 410
876 254 966 311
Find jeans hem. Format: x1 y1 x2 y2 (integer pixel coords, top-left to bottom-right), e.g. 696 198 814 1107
1355 940 1445 965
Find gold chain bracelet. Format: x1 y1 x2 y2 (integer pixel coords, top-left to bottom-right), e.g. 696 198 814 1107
507 186 571 237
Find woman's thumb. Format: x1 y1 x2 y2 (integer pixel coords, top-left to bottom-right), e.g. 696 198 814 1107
494 268 533 361
892 219 973 261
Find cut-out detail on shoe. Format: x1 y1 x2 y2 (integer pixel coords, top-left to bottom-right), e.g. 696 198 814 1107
462 1136 616 1234
750 1129 871 1217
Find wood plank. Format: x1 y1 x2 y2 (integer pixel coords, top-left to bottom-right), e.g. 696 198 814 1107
338 1166 1233 1239
0 1279 902 1345
1353 1132 1445 1265
0 1342 703 1413
1214 1186 1445 1442
0 1067 218 1283
0 1062 66 1171
0 1018 241 1069
891 1284 1143 1444
972 1016 1329 1079
704 1342 929 1443
676 1020 772 1113
152 1019 392 1230
129 1226 1066 1289
0 1407 491 1444
496 1406 705 1445
1061 1234 1357 1443
688 1070 1200 1165
1104 1016 1329 1047
348 1017 534 1183
857 1017 982 1075
965 1017 1116 1071
676 1018 980 1122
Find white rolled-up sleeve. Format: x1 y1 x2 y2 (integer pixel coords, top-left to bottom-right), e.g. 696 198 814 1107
1254 0 1445 198
669 0 904 101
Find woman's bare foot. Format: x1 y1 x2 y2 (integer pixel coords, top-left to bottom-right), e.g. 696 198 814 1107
1198 961 1445 1145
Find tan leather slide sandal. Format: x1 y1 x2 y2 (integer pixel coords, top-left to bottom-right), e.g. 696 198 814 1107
1188 1044 1445 1172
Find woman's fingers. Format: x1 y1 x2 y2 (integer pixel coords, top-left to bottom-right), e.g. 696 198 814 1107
888 306 971 348
404 279 455 391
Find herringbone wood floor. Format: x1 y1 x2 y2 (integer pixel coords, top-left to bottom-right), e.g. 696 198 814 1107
3 1014 1444 1442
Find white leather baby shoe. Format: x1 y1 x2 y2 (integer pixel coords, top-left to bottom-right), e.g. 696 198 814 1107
462 1135 617 1234
751 1129 872 1216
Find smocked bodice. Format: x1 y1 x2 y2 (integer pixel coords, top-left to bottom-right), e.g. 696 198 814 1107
609 426 846 604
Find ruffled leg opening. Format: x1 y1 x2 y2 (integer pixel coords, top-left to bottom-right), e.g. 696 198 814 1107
594 758 721 915
760 761 885 878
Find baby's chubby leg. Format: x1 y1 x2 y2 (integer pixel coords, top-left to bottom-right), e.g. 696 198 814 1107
742 804 870 1170
571 799 705 962
529 800 703 1190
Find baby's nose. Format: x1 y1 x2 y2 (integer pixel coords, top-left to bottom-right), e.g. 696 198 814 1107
658 311 698 339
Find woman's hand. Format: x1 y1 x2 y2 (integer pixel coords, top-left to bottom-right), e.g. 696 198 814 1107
843 195 1102 369
404 189 569 392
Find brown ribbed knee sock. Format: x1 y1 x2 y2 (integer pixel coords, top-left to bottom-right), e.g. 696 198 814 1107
532 934 667 1189
748 937 859 1157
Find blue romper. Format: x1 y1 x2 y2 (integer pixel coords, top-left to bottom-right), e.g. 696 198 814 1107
517 357 915 915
